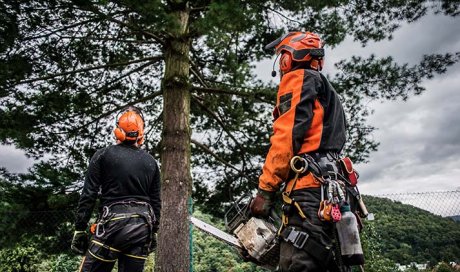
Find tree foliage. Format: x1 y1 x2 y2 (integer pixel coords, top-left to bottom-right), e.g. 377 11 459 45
0 0 459 263
1 0 459 212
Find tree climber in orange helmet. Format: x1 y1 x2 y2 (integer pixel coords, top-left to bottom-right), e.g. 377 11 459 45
71 106 161 272
250 32 352 271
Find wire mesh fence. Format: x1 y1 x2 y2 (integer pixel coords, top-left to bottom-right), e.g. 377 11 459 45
370 190 460 218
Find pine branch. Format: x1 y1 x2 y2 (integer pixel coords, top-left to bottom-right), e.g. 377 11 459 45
192 86 273 104
20 18 100 41
58 36 158 44
69 2 166 45
52 90 163 135
106 17 166 46
191 139 241 172
191 95 241 146
18 55 162 85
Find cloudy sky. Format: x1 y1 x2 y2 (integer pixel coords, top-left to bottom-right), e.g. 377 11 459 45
256 11 460 196
1 10 459 198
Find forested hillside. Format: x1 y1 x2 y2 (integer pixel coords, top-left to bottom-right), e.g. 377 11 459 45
363 195 460 265
1 176 458 271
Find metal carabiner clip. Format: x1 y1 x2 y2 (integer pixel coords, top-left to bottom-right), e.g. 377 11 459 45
102 206 110 219
290 156 308 174
95 223 105 238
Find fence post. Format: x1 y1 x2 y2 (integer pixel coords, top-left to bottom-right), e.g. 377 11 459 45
189 197 193 272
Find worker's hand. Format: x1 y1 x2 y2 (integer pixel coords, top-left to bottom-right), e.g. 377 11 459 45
71 230 88 255
148 233 157 253
250 189 276 218
152 222 159 233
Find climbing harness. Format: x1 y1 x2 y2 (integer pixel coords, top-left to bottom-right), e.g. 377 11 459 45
89 201 156 260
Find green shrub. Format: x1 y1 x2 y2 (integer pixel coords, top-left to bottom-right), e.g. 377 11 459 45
0 246 41 272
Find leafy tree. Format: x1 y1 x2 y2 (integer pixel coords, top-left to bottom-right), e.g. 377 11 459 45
1 0 459 270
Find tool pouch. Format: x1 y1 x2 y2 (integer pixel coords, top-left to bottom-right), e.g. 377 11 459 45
339 157 358 187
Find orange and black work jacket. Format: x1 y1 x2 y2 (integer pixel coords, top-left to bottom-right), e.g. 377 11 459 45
259 69 346 192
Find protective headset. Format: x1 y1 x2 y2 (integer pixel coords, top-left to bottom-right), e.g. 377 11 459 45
113 106 145 145
266 32 325 76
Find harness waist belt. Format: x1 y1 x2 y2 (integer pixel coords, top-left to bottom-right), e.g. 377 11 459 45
292 152 339 179
109 204 151 214
280 226 333 265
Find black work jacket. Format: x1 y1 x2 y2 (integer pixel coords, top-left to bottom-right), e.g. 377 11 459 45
75 143 161 231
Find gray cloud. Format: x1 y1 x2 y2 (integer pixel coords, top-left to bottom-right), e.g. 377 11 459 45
0 145 34 173
357 68 460 194
323 12 460 195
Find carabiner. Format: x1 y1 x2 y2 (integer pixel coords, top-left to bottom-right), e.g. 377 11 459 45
102 206 110 219
95 223 105 238
290 156 308 174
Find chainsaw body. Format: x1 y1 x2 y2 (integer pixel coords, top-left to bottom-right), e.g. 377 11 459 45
225 195 280 270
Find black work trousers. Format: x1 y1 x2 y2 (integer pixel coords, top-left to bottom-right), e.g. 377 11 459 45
278 188 345 272
79 216 151 272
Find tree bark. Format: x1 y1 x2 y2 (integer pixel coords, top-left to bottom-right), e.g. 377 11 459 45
156 1 191 272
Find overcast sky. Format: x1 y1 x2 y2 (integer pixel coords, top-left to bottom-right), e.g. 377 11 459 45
256 12 460 196
1 11 459 197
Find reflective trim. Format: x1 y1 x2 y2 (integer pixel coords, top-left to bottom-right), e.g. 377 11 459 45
110 214 140 221
123 253 148 260
78 256 86 272
91 240 121 252
88 250 117 262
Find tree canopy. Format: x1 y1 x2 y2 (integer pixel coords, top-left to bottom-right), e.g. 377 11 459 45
1 0 459 269
1 0 458 212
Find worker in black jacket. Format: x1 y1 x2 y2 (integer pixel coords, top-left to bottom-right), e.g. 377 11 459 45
71 106 161 272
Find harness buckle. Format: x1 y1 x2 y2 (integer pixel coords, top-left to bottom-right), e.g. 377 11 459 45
284 227 309 249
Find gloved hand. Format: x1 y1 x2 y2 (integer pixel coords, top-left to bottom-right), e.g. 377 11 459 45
71 230 88 255
250 189 276 218
148 233 157 252
152 222 159 233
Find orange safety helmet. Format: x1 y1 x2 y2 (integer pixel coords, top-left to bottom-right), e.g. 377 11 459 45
266 31 325 75
113 106 145 145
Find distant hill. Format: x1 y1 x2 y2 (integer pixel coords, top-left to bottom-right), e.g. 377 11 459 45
363 195 460 265
449 215 460 222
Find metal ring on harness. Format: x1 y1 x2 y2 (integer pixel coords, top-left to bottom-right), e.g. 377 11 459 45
290 156 308 174
102 206 110 218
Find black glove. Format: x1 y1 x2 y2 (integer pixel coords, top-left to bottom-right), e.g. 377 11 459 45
152 222 159 233
148 233 157 253
250 188 276 218
71 231 88 255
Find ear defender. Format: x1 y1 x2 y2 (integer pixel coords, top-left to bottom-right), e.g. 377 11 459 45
279 53 293 75
113 126 126 142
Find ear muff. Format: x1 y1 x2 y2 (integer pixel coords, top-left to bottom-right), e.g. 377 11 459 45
279 53 292 75
113 127 126 142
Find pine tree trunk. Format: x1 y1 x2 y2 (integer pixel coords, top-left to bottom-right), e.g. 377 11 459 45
156 2 191 272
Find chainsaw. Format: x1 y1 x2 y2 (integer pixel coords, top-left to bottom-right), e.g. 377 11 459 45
190 195 280 271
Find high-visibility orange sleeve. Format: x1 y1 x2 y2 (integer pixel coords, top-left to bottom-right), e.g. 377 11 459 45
259 69 324 192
